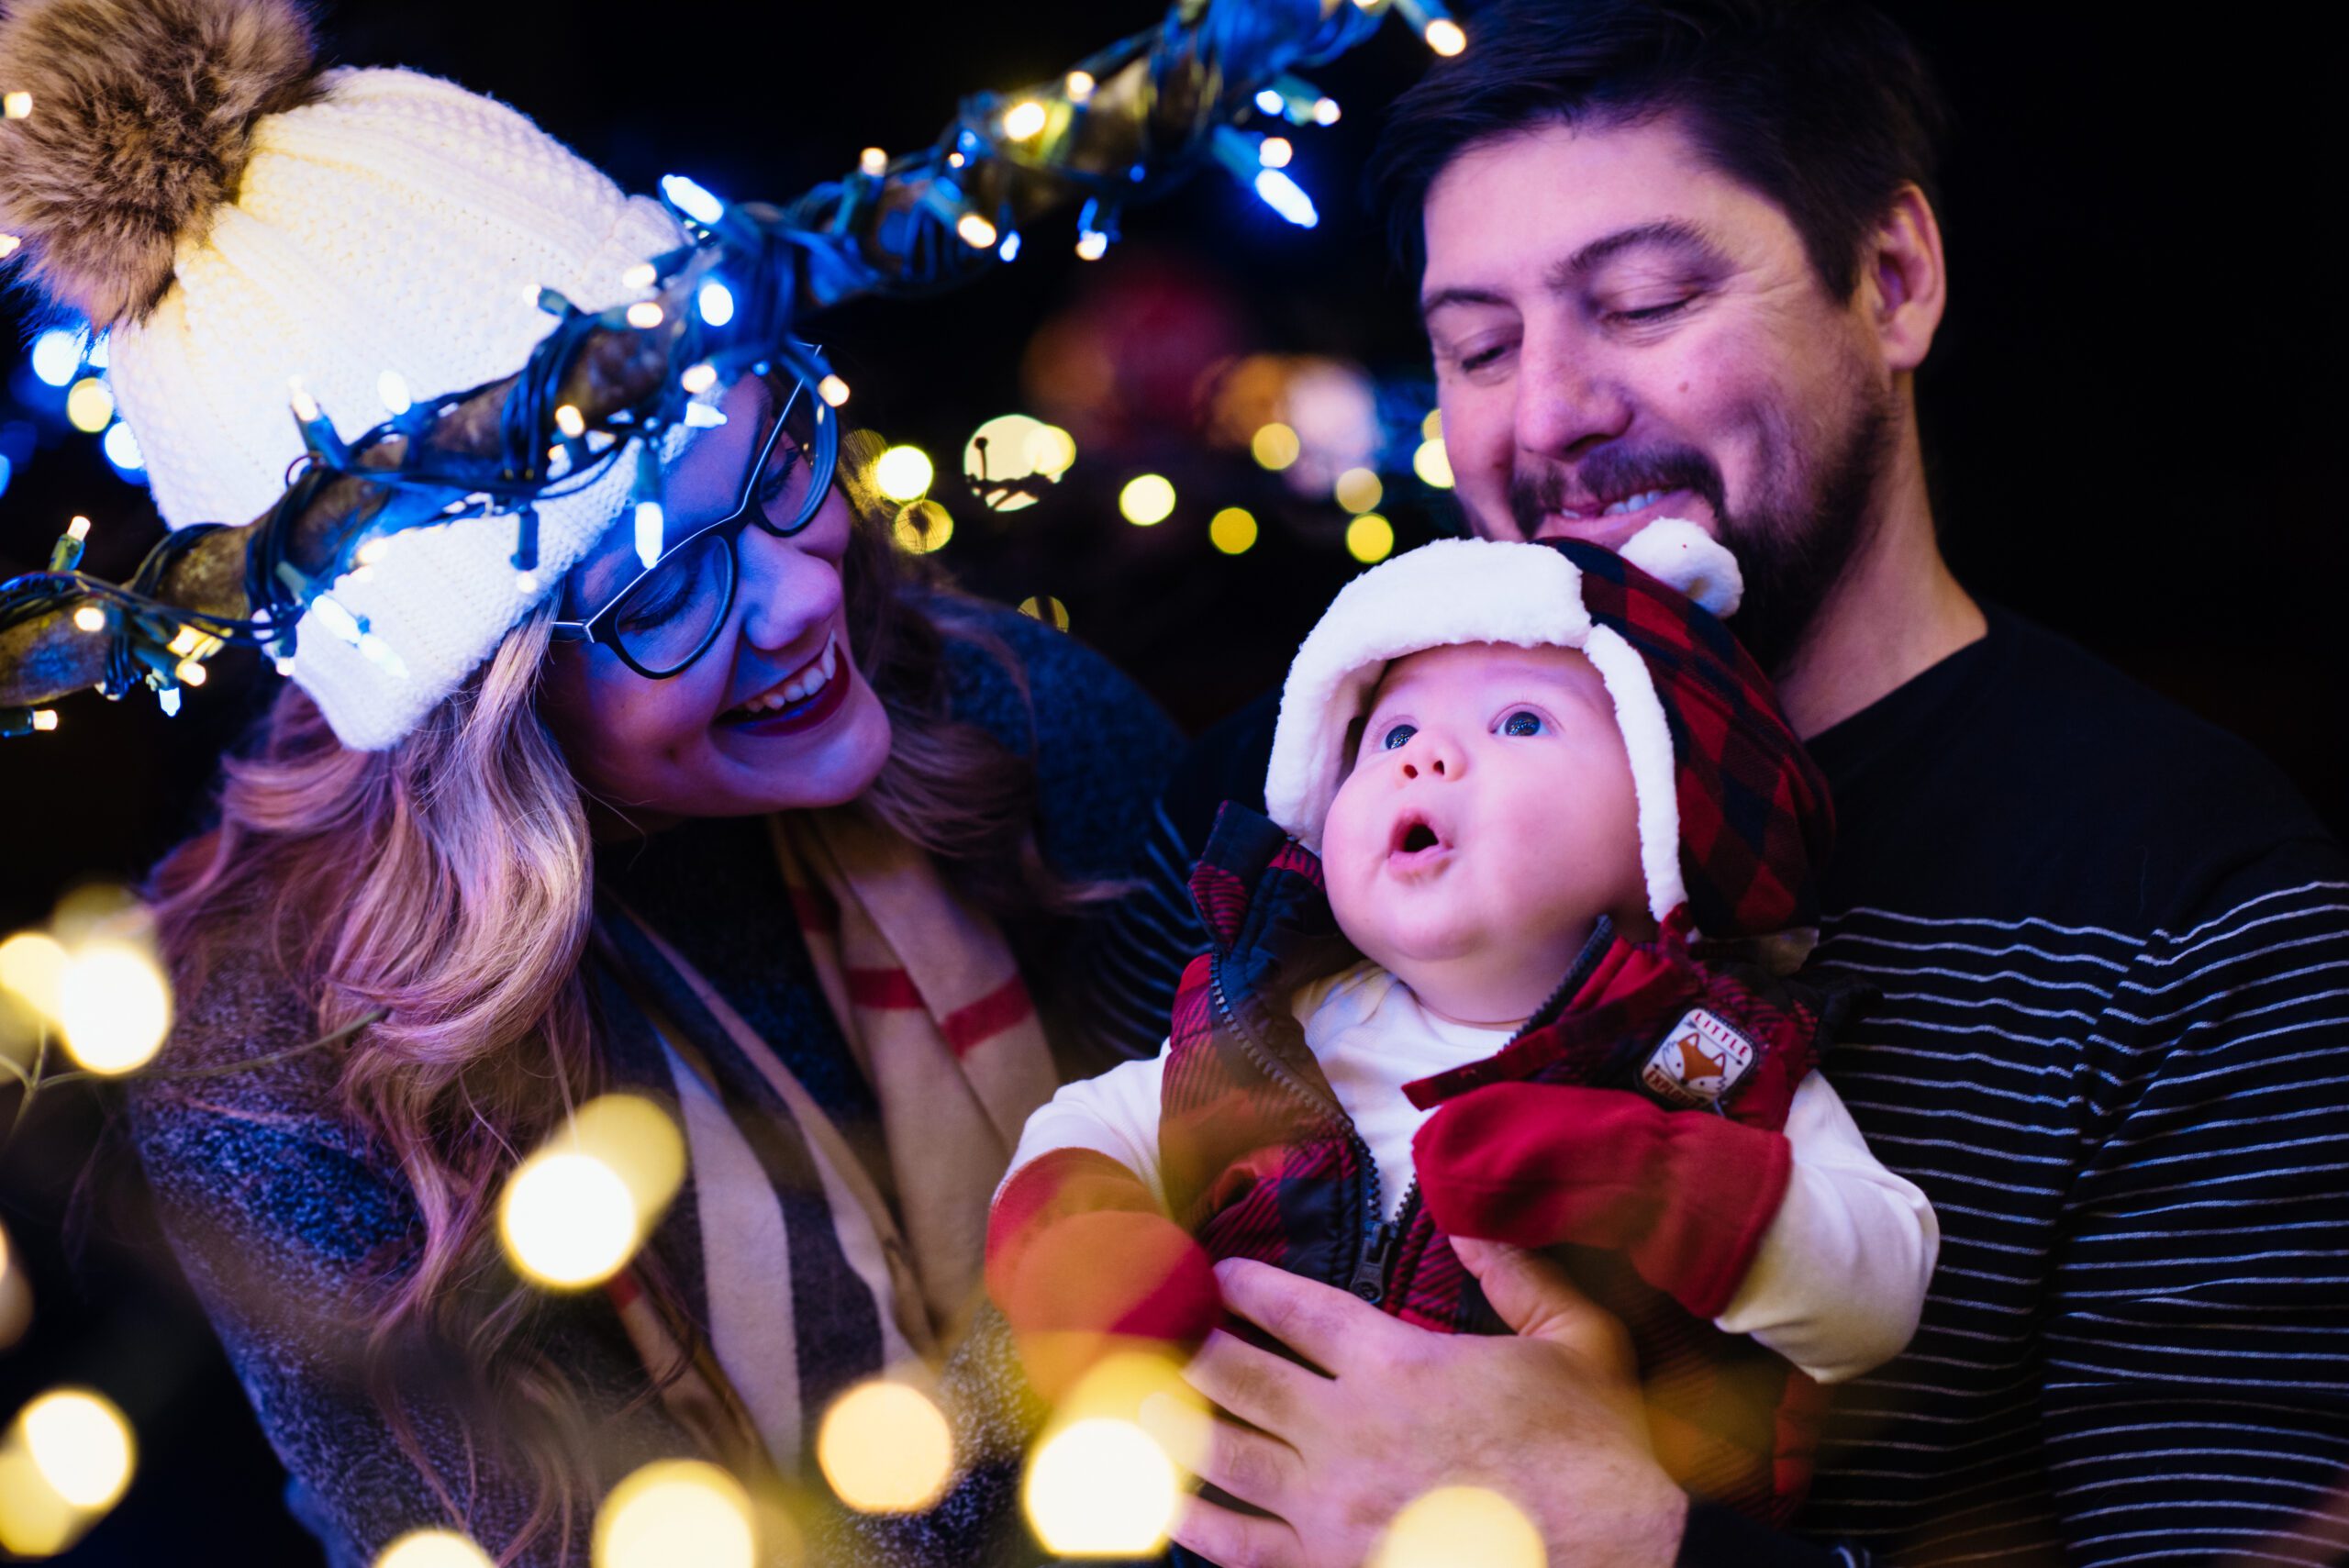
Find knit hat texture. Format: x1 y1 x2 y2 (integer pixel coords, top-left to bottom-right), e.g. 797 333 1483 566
1264 520 1833 939
0 0 689 748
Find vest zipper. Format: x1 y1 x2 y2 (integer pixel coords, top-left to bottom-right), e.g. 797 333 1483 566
1349 1178 1421 1306
1210 954 1386 1299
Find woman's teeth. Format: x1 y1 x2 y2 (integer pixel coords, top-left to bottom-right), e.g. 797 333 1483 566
735 635 838 717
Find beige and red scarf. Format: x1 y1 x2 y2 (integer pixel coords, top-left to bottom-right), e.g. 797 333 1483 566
600 809 1057 1474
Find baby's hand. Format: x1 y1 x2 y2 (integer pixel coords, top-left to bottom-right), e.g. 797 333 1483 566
986 1149 1223 1398
1412 1082 1790 1318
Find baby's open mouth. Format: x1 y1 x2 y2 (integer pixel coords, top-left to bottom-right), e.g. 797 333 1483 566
1389 812 1448 859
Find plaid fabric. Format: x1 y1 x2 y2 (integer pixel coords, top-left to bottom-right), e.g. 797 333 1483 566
1160 801 1853 1523
1554 539 1835 939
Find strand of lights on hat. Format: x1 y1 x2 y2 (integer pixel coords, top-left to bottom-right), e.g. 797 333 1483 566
0 0 1470 741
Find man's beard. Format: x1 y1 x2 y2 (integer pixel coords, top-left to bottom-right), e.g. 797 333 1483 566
1505 388 1896 674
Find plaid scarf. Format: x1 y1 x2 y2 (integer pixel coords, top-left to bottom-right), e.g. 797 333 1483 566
597 810 1056 1474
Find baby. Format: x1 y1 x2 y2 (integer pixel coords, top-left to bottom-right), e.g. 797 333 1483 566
987 522 1938 1522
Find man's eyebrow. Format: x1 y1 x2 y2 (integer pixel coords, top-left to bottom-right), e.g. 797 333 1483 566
1421 219 1724 319
1548 219 1723 290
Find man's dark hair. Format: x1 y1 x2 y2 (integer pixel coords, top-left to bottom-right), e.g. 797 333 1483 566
1369 0 1950 298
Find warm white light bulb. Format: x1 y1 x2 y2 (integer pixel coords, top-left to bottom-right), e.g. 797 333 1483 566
1003 100 1048 140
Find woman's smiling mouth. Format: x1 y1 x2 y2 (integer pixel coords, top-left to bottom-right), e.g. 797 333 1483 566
718 631 849 735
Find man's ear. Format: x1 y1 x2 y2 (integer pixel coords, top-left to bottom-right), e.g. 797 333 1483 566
1862 183 1947 375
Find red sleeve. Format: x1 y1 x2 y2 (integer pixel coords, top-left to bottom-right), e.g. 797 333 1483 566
1412 1083 1792 1318
985 1148 1222 1394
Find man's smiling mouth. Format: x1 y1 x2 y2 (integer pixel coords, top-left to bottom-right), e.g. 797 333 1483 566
1550 486 1675 521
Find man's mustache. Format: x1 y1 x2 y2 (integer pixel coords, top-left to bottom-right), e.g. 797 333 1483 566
1507 447 1727 538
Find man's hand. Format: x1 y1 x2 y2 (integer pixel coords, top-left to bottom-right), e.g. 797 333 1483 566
1139 1240 1687 1568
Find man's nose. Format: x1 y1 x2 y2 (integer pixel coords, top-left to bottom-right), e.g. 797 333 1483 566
737 527 841 652
1514 327 1631 458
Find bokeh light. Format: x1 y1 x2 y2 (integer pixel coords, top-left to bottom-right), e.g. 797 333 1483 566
1334 466 1384 515
28 329 80 388
0 1446 77 1556
1370 1485 1542 1568
55 940 170 1074
1412 437 1453 489
1251 422 1301 471
1425 18 1469 55
1018 595 1072 631
963 414 1076 512
1208 507 1258 555
64 377 115 434
499 1095 684 1290
1421 408 1442 440
874 444 935 501
17 1390 134 1511
101 420 144 473
594 1460 755 1568
1346 514 1396 564
1119 474 1176 527
570 1095 687 1222
501 1153 636 1288
816 1379 955 1513
1023 1418 1179 1556
696 280 736 328
0 932 68 1020
1003 100 1048 139
892 500 954 555
375 1528 496 1568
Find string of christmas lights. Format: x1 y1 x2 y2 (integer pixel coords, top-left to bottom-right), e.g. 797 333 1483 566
0 0 1464 740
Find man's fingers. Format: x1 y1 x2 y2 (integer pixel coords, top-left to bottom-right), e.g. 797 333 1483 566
1451 1236 1636 1375
1139 1392 1303 1514
1213 1256 1407 1373
1181 1326 1321 1437
1167 1491 1305 1568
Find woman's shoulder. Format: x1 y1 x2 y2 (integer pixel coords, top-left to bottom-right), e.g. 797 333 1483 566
928 593 1184 875
930 595 1174 756
128 930 376 1167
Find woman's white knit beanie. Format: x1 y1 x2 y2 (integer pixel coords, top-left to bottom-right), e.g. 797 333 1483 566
114 67 686 749
0 0 689 747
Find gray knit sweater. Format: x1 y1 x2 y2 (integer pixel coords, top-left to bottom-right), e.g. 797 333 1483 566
128 602 1180 1566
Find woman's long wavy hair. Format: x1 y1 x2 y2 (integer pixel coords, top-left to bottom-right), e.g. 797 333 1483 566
147 430 1085 1558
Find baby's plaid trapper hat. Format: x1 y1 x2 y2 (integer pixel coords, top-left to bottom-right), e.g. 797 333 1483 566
1264 520 1834 940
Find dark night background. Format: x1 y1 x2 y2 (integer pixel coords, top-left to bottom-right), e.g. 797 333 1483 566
0 2 2339 1561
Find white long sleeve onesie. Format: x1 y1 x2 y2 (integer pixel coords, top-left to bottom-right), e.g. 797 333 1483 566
1006 961 1938 1384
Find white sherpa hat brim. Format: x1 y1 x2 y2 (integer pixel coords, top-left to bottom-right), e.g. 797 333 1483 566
1263 519 1742 926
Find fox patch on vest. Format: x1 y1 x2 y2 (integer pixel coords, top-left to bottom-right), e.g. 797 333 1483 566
1642 1007 1758 1108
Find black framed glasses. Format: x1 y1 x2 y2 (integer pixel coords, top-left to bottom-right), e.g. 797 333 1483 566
550 370 839 677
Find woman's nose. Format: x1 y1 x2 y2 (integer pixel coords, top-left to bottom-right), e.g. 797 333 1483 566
735 526 841 653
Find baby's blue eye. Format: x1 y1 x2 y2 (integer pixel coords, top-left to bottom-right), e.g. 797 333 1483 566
1501 710 1544 738
1382 723 1418 751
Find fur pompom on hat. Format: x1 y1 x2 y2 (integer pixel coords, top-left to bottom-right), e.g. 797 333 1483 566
0 0 688 749
0 0 322 326
1264 520 1834 940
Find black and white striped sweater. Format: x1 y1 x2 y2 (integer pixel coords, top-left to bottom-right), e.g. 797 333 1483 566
1091 606 2349 1566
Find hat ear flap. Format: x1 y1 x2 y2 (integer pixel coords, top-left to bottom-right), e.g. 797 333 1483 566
1619 519 1742 617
